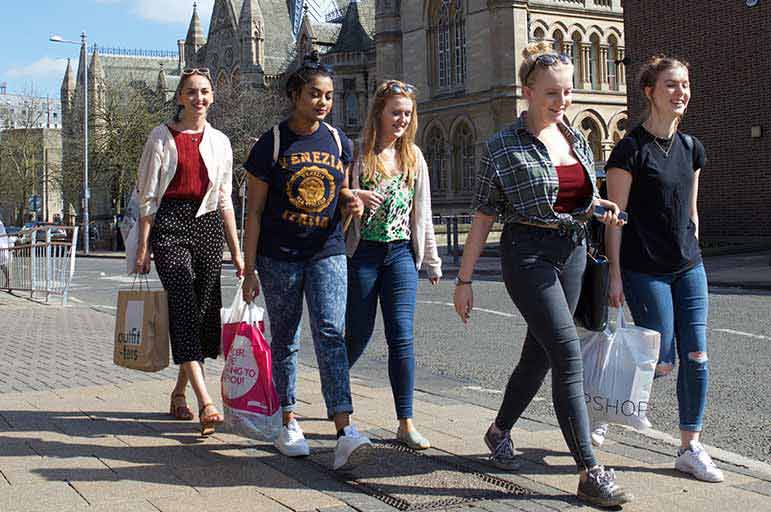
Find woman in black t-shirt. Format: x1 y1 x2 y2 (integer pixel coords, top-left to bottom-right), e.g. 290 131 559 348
241 52 372 471
604 55 723 484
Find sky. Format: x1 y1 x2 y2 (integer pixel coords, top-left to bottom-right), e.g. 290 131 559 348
0 0 215 99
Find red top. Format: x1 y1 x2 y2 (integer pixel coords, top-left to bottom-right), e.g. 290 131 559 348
163 127 210 201
554 162 592 213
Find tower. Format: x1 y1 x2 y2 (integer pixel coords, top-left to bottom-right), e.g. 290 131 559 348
239 0 265 85
375 0 402 83
60 59 75 136
185 2 206 68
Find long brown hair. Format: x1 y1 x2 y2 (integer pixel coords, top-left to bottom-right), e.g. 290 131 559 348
360 80 419 186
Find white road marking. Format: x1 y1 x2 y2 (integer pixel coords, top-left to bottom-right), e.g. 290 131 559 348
99 275 160 284
417 300 516 318
712 328 770 341
419 301 769 341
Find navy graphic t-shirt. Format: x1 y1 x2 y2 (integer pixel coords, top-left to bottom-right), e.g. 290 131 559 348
244 121 353 261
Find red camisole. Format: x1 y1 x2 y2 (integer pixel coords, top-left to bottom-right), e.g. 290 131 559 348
163 128 210 200
554 162 592 213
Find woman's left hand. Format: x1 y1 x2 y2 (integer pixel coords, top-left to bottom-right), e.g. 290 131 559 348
429 276 440 286
593 199 626 227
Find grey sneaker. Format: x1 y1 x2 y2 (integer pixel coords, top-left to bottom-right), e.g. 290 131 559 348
577 466 633 508
483 423 519 470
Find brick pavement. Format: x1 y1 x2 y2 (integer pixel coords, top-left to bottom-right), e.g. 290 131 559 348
1 292 770 511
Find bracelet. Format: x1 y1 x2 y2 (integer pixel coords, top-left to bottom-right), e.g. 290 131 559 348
455 276 472 286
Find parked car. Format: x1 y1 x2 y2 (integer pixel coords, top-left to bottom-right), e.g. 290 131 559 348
18 224 69 243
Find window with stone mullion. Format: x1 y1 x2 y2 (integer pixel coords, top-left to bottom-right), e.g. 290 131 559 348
453 10 466 85
437 3 451 88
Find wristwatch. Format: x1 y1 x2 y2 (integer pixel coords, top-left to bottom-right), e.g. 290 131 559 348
455 276 472 286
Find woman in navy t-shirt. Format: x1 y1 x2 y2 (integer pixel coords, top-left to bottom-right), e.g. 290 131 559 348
603 55 723 484
241 52 372 471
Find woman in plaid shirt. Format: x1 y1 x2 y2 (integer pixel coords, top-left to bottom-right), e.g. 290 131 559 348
453 41 631 509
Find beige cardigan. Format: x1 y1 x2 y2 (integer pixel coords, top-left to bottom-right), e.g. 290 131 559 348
345 145 442 279
136 122 234 218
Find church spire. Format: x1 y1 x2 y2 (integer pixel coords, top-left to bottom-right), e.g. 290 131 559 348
61 58 75 99
186 2 206 49
157 64 168 94
185 1 206 66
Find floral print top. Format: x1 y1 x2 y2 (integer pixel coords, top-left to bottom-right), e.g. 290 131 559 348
360 171 414 242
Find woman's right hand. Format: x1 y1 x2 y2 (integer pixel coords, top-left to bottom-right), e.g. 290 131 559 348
134 245 151 275
608 273 625 308
357 190 384 210
242 271 260 304
453 284 473 324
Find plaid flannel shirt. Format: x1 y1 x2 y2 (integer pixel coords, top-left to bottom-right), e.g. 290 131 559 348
472 113 599 225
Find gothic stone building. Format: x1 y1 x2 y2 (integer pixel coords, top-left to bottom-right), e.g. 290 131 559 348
61 0 628 221
622 0 770 242
369 0 628 213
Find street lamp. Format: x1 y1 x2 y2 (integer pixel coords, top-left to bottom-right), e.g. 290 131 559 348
50 32 90 254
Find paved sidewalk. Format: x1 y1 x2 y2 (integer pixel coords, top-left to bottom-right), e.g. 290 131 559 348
1 294 770 511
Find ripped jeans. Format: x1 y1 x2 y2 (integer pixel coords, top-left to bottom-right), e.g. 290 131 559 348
622 263 709 432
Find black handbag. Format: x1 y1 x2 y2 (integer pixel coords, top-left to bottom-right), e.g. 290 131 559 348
575 221 610 331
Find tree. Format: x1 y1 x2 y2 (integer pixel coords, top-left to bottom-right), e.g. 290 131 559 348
0 92 59 226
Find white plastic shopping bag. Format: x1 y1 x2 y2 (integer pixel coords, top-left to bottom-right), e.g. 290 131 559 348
220 281 281 441
582 308 660 430
121 188 139 275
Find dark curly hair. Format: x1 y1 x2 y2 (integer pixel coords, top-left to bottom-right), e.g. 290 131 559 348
285 51 335 101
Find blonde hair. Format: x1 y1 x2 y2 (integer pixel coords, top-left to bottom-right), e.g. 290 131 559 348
638 54 690 122
360 80 419 186
518 41 572 88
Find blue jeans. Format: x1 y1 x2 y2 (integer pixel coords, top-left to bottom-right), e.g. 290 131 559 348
622 263 709 432
346 240 418 419
497 224 598 471
256 254 353 419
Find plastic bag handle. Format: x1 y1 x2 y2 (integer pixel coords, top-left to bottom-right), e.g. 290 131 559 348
615 307 627 330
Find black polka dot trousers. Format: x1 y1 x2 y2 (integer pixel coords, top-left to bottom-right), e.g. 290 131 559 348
150 198 224 365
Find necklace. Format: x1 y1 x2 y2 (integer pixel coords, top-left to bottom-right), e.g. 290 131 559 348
652 135 675 158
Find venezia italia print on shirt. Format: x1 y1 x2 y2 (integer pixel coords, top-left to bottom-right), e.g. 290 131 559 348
244 122 353 261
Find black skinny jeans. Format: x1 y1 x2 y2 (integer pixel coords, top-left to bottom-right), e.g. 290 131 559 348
496 223 598 470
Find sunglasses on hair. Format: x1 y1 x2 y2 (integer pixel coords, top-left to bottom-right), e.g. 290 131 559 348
378 82 417 96
182 68 212 77
523 53 572 85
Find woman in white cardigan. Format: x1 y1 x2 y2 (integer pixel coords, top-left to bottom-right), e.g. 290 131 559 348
345 80 441 450
135 69 243 436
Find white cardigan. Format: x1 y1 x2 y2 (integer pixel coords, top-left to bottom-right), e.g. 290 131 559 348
136 122 234 218
345 145 442 279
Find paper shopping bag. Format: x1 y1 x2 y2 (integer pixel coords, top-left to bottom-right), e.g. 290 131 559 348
114 288 170 372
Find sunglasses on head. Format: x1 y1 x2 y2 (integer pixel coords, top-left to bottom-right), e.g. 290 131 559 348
182 67 212 77
523 53 572 85
378 82 417 97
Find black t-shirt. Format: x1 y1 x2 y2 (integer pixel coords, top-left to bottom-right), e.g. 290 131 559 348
605 125 706 275
244 121 353 261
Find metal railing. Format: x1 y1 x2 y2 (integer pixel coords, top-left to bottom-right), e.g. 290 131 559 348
0 226 79 305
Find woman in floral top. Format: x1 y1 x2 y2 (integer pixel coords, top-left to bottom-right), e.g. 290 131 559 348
345 80 442 450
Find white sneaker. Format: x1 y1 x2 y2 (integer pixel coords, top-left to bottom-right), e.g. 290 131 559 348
675 441 724 483
274 419 310 457
332 424 373 470
591 423 609 447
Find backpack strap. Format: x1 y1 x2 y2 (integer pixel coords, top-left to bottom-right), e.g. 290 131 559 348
323 122 343 156
272 124 280 165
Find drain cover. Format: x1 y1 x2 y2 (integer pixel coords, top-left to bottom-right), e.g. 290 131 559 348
309 440 532 511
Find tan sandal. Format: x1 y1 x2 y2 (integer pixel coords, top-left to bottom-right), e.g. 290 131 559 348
169 393 194 421
199 403 224 436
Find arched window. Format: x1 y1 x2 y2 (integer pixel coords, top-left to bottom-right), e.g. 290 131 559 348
345 93 358 127
430 0 466 92
231 67 241 85
581 117 603 163
552 30 564 53
425 126 447 194
216 71 228 91
453 123 475 193
589 34 601 90
533 27 545 41
571 32 582 88
607 35 618 91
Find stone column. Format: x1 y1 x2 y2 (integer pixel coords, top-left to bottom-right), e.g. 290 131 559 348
581 43 592 90
617 47 627 87
600 45 610 91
